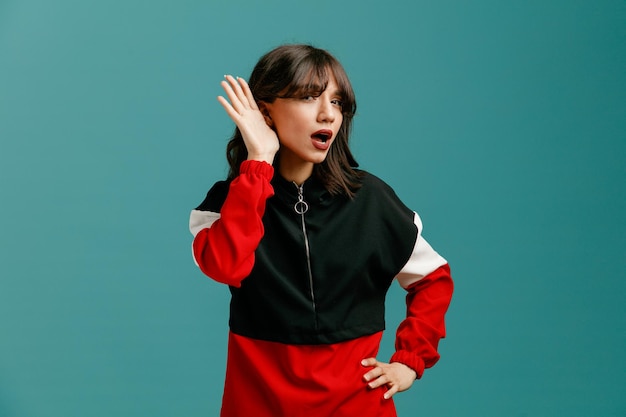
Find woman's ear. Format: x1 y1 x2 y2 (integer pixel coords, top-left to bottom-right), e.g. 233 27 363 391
258 102 274 128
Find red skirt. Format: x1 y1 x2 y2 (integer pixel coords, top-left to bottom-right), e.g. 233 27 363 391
220 331 397 417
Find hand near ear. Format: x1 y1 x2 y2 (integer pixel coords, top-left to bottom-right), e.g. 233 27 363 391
218 75 279 164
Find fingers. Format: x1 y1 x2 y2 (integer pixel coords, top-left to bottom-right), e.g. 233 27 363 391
215 74 279 163
217 95 241 122
361 358 416 400
237 77 258 110
361 357 378 367
362 358 387 393
218 77 243 116
361 358 383 384
383 384 399 400
218 75 257 115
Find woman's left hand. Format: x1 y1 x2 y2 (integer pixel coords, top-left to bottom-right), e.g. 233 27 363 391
361 358 417 399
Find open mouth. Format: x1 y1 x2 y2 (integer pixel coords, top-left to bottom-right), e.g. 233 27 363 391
312 129 332 143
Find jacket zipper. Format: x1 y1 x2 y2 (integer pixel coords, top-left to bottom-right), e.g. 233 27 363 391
294 183 318 325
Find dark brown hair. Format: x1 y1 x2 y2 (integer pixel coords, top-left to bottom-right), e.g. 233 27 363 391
226 44 363 197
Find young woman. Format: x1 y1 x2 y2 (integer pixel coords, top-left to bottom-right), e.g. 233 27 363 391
189 44 453 417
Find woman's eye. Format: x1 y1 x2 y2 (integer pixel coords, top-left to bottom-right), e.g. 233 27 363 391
331 99 343 107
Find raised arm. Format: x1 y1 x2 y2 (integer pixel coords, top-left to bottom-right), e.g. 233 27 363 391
189 76 280 287
217 75 279 165
190 160 274 287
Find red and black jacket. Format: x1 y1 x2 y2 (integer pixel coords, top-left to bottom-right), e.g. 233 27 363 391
190 160 452 377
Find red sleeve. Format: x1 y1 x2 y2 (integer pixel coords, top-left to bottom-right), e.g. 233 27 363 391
390 264 453 378
192 160 274 287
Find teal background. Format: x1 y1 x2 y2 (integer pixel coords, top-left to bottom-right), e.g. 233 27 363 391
1 0 624 416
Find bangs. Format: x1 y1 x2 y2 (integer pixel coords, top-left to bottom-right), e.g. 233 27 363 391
279 64 330 98
277 60 356 116
250 45 356 116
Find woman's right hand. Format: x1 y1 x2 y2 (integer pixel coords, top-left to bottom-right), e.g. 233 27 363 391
218 75 279 164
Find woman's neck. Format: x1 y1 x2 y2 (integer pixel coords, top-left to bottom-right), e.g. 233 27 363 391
278 160 314 186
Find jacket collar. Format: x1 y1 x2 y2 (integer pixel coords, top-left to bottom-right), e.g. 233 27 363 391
271 172 331 207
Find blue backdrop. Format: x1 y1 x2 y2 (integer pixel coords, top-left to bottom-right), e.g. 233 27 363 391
1 1 624 416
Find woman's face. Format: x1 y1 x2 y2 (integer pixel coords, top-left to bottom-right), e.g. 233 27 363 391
263 73 344 180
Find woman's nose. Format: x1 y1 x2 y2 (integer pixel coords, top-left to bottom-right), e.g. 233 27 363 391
317 99 335 123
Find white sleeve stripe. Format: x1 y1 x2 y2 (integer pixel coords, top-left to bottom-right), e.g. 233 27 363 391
189 209 221 268
395 212 448 289
189 209 220 237
191 242 199 267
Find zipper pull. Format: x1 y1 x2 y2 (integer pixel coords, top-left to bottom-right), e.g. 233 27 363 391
294 184 309 214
